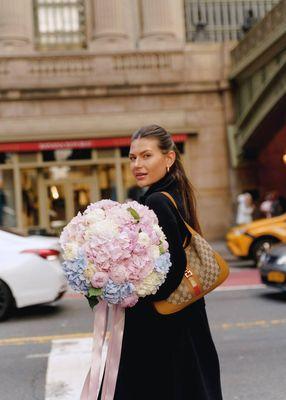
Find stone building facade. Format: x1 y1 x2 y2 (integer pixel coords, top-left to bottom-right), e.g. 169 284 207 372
0 0 265 238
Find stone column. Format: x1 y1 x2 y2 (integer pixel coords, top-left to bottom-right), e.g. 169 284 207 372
0 0 33 52
140 0 185 49
90 0 132 51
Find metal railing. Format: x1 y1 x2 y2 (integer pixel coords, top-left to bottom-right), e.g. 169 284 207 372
185 0 280 42
231 0 286 71
33 0 87 50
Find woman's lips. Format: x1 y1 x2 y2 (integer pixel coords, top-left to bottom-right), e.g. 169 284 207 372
135 173 147 181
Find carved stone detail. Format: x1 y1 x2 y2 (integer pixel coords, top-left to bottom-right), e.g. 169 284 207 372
113 53 172 71
29 57 94 76
90 0 132 50
0 0 33 51
139 0 184 49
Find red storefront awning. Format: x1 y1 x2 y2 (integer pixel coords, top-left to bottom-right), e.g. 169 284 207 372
0 134 188 153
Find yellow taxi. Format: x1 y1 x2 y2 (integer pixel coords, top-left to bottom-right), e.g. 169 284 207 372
226 213 286 261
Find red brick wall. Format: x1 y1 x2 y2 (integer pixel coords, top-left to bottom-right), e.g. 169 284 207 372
258 125 286 197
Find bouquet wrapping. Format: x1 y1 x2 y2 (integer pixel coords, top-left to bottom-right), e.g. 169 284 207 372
59 199 172 400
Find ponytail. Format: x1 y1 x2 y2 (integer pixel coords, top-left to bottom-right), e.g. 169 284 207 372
171 147 202 235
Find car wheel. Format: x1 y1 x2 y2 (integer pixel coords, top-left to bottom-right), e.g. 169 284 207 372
250 238 279 263
0 280 14 321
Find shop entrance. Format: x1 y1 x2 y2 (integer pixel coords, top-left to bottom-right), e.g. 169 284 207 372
41 177 98 234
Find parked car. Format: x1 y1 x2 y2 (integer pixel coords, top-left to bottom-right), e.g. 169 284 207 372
226 213 286 262
259 243 286 291
0 229 67 321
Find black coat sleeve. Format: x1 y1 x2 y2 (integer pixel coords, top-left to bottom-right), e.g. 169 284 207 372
144 192 187 301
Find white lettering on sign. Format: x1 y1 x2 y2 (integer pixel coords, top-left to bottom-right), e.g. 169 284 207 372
39 141 92 150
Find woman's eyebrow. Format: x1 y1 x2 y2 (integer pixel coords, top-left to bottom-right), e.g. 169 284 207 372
129 149 152 156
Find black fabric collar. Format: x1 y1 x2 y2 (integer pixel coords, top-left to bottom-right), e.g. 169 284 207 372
140 173 176 203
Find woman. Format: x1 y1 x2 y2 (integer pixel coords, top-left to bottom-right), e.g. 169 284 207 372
113 125 223 400
235 192 255 225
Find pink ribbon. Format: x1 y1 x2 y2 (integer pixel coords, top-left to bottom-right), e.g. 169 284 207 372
80 301 125 400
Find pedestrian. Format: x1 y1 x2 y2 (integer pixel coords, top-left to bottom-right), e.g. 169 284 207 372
0 184 6 226
270 192 284 217
260 191 283 218
235 192 255 225
110 125 223 400
278 195 286 213
241 9 257 34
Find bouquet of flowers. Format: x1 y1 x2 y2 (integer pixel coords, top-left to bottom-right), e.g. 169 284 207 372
59 199 171 309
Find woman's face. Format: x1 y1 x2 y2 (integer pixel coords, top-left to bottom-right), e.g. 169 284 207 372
129 137 175 188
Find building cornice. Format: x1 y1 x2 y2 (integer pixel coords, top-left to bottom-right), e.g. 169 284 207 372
0 109 199 143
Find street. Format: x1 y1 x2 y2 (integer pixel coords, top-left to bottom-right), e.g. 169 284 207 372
1 1 286 399
1 262 286 400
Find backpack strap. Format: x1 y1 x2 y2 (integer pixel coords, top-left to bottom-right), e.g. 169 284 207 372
160 191 198 238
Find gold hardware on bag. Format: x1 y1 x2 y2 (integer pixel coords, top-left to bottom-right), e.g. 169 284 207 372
185 269 193 278
153 192 229 315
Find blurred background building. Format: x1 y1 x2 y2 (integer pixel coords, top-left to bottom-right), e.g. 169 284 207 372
229 0 286 205
0 0 284 238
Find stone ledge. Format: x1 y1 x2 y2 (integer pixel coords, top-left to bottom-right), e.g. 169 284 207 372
0 46 231 94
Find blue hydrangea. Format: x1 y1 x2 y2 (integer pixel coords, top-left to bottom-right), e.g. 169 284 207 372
154 253 172 274
62 255 89 294
102 280 135 304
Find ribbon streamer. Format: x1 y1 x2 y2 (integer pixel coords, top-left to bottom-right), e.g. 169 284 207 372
101 305 125 400
80 301 125 400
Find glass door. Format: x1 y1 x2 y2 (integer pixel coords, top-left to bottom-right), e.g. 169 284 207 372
97 164 117 201
72 182 92 215
46 182 68 234
42 177 99 234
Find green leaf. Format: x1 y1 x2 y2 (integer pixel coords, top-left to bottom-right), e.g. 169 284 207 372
88 287 103 297
127 207 140 221
159 245 165 255
85 295 99 310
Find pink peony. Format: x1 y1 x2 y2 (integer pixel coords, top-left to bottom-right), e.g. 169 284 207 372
109 265 128 284
161 239 169 251
121 293 139 308
91 271 109 288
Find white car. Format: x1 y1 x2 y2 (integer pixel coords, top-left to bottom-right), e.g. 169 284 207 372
0 229 67 321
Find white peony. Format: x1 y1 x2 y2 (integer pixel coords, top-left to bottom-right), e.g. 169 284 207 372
86 209 106 224
138 232 151 247
90 219 119 238
150 245 160 260
153 224 166 239
63 242 79 260
135 272 165 296
83 262 97 281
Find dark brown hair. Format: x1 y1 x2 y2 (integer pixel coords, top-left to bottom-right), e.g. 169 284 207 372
131 124 202 234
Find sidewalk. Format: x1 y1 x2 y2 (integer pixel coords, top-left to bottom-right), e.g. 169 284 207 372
210 240 261 288
210 240 238 262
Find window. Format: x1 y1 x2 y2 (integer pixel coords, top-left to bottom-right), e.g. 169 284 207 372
184 0 279 42
0 170 17 228
34 0 87 50
42 148 91 161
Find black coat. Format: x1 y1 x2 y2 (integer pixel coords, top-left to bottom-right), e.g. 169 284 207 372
113 174 223 400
